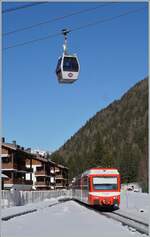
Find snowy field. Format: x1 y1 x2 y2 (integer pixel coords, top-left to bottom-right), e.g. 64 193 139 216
119 190 149 223
1 191 149 237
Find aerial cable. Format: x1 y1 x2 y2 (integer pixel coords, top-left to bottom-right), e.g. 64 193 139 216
3 6 146 51
4 32 61 50
3 3 113 36
2 2 48 14
70 6 146 33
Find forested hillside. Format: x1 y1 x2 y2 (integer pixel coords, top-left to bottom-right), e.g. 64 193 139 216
49 78 148 192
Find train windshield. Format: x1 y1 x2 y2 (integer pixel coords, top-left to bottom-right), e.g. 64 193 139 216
93 177 118 190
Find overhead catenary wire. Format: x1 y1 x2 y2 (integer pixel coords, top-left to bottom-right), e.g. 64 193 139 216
3 3 114 36
2 2 48 14
3 6 146 51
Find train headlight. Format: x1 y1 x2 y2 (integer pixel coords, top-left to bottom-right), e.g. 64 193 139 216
113 196 118 199
95 197 99 200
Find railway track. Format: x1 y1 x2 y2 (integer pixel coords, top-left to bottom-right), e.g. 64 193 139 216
75 200 149 235
100 210 149 235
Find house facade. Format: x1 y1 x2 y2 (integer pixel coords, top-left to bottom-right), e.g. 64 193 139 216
1 138 69 191
1 138 33 190
55 164 68 189
26 155 53 190
26 155 68 190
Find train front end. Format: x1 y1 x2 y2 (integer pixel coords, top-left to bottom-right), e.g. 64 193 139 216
88 168 120 209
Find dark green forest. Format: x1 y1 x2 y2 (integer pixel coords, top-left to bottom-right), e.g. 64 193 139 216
49 78 148 192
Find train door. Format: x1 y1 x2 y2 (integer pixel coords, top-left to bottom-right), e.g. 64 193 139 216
81 176 89 204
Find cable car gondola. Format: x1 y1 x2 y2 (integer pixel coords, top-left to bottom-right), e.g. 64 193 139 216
56 29 80 84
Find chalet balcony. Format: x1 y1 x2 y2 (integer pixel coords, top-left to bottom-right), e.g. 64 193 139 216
55 175 64 180
4 178 33 185
2 163 17 170
55 180 63 185
55 168 60 173
1 153 10 158
35 181 50 187
25 167 33 173
55 184 64 188
35 170 49 176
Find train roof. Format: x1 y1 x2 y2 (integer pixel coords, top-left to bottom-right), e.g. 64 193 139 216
82 168 119 176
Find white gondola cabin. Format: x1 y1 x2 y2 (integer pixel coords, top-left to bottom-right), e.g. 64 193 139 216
56 53 80 84
56 29 80 84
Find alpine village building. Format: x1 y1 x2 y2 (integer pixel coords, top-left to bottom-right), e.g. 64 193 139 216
1 137 68 190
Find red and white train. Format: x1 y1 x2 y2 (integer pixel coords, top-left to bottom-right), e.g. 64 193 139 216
72 168 121 209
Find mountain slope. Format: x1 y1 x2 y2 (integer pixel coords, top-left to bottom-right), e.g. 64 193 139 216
50 78 148 191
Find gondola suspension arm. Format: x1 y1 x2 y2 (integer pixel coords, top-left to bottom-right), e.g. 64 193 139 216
62 28 70 55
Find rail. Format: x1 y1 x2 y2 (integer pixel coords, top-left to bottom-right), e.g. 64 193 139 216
101 210 149 235
74 200 149 235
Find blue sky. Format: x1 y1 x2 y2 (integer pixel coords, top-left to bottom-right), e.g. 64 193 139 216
2 2 148 152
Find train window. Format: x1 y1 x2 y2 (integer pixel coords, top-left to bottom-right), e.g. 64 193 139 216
88 179 91 190
75 178 81 189
93 177 118 190
82 176 88 190
63 57 79 72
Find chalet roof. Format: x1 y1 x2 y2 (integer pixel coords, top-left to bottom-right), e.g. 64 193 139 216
48 159 56 165
2 143 55 164
2 143 34 158
2 143 17 150
57 164 69 170
33 155 48 163
32 156 57 165
2 142 69 170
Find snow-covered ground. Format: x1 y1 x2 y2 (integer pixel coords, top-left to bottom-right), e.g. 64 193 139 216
119 190 149 224
1 191 149 237
1 197 60 219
